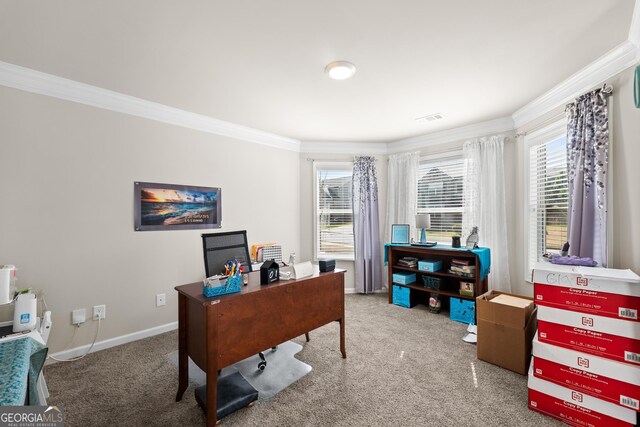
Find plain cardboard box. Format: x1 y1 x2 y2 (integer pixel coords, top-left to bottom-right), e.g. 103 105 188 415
476 290 537 375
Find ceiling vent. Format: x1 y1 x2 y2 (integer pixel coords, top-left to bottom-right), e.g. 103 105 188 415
415 113 445 123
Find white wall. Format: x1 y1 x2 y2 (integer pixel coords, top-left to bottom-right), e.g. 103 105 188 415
2 65 637 353
396 67 640 298
303 78 639 299
0 85 301 352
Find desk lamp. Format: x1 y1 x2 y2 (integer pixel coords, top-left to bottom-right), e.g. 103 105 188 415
413 214 436 246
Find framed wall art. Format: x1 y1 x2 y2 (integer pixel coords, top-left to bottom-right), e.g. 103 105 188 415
134 182 221 231
391 224 410 244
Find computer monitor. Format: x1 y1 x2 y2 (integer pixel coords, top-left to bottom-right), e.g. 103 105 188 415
202 230 252 278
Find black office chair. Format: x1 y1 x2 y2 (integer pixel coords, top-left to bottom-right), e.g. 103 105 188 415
202 230 253 279
201 230 277 371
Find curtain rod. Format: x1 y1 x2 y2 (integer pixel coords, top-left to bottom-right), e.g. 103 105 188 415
515 83 613 139
514 112 565 139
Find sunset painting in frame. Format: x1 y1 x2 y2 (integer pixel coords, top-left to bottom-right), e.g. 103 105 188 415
134 182 221 231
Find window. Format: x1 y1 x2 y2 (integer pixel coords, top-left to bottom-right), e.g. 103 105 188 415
524 120 569 279
314 162 354 259
417 154 464 243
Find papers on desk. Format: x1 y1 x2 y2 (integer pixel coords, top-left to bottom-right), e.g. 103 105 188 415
279 269 292 280
278 262 314 280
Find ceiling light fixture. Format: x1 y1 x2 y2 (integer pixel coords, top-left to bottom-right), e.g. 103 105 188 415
325 61 356 80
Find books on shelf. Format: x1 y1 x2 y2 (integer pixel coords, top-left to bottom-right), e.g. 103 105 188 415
451 265 476 273
398 257 418 268
448 269 475 278
450 258 476 276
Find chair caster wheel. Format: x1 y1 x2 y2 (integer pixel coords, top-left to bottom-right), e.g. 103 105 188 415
258 361 266 371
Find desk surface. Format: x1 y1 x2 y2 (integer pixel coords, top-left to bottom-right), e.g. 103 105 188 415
175 268 346 303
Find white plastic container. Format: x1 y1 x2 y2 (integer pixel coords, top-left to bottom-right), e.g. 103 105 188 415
13 292 37 332
0 267 10 305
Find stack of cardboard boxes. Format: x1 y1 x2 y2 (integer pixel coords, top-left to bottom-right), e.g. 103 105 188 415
529 262 640 427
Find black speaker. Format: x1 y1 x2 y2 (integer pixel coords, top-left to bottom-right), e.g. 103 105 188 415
319 259 336 272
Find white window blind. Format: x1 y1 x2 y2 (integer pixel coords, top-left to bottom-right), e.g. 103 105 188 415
527 135 568 275
417 155 464 243
314 164 354 259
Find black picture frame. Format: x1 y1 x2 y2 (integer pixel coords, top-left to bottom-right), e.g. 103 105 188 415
391 224 410 244
134 182 222 231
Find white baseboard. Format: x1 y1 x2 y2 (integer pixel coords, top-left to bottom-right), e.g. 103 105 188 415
48 321 178 362
48 286 389 360
345 288 387 294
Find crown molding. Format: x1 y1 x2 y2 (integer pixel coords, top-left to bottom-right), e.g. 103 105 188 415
386 116 515 154
300 141 389 155
0 61 301 152
512 40 639 128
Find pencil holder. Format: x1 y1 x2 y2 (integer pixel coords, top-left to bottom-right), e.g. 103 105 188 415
203 274 242 297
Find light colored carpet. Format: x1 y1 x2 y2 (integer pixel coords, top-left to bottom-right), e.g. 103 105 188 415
167 341 312 400
43 294 563 426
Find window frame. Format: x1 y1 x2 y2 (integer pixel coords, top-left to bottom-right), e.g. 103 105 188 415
416 150 464 244
522 118 568 282
313 161 355 261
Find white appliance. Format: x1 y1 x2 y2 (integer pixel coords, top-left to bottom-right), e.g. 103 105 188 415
13 292 37 332
0 265 16 305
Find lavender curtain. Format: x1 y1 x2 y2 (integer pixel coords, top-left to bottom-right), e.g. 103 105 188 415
565 87 610 267
352 156 382 294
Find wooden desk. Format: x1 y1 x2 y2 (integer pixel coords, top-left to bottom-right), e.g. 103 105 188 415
175 269 346 426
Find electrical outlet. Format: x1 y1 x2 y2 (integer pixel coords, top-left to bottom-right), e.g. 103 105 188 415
93 304 106 320
156 293 166 307
72 308 86 325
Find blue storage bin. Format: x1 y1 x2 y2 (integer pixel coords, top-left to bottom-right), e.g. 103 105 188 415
450 297 475 324
392 285 416 308
203 274 242 297
418 259 443 272
392 272 416 285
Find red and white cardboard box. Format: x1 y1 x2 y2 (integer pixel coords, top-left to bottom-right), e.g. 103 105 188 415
533 332 640 411
528 363 638 427
537 305 640 365
533 263 640 321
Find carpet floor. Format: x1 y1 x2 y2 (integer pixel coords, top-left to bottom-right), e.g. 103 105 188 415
43 294 562 427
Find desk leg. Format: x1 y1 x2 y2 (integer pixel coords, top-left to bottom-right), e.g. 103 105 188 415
339 318 346 358
175 293 188 402
305 332 310 342
205 303 219 427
